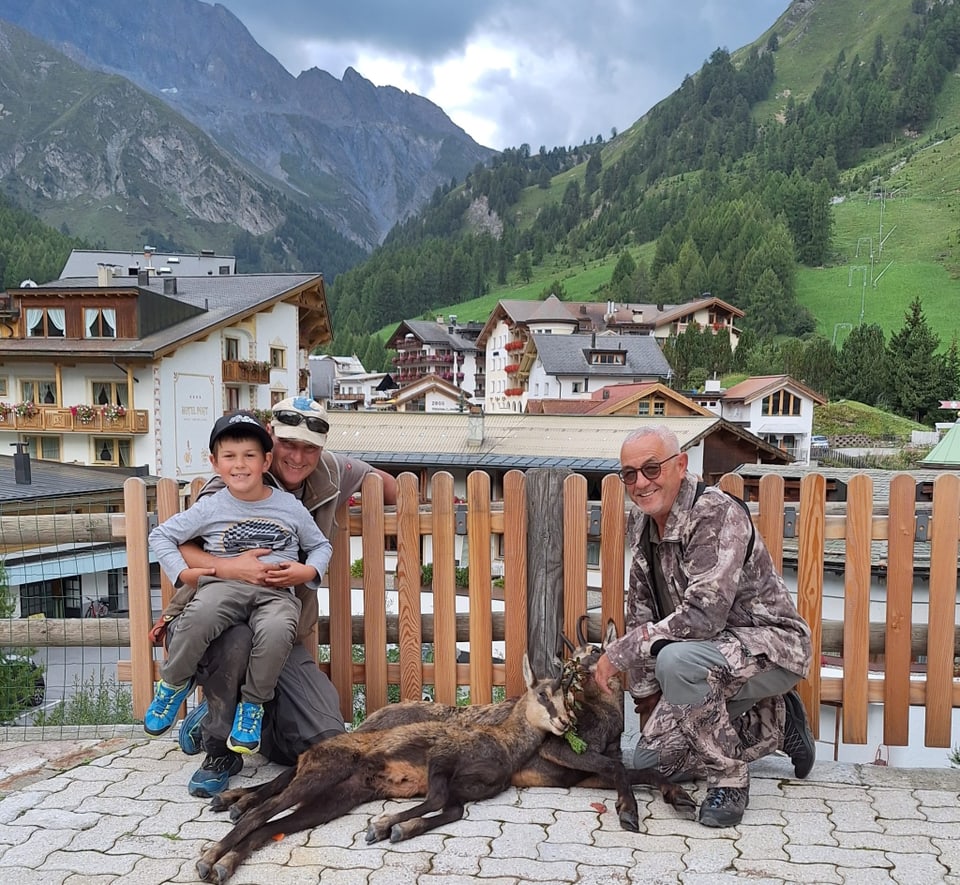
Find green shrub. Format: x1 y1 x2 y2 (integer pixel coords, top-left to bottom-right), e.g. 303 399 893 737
350 558 364 578
33 672 135 726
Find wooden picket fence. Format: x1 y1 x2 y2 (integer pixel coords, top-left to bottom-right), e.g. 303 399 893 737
119 468 960 749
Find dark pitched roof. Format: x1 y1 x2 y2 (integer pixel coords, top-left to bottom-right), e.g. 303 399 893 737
0 456 160 504
531 333 672 378
2 273 325 360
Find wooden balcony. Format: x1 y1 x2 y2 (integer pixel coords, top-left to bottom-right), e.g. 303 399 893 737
222 359 271 384
0 407 149 434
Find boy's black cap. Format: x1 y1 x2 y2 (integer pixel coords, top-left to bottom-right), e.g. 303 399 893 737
209 411 273 453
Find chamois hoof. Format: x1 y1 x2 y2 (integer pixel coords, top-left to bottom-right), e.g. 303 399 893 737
665 784 697 810
212 863 232 885
209 795 229 813
389 824 405 843
228 805 244 822
364 823 381 844
619 811 640 832
196 859 212 880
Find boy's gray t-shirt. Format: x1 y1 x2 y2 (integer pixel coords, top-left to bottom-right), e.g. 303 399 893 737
149 486 332 588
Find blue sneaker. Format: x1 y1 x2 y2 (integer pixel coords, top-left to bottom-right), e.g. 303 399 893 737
187 752 243 798
143 678 195 736
178 700 207 756
227 701 264 754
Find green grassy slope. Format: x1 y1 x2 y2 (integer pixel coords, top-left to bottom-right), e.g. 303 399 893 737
379 0 960 348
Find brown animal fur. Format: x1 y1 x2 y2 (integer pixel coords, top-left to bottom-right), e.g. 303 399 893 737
359 618 696 830
195 654 570 885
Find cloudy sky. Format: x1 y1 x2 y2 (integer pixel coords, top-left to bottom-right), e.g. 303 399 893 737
219 1 790 151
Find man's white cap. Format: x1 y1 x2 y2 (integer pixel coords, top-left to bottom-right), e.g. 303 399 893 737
271 396 329 447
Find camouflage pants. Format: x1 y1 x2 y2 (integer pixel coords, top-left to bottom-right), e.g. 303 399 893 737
632 635 800 789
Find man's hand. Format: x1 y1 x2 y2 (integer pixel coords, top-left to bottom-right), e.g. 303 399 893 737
634 690 662 727
212 548 274 584
262 561 318 588
592 652 622 696
177 567 216 588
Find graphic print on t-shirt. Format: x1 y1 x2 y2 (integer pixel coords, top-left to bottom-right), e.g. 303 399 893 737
218 519 293 555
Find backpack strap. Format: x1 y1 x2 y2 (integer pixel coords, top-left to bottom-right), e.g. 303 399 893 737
693 481 755 563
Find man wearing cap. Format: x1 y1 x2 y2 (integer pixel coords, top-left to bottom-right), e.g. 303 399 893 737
174 397 398 798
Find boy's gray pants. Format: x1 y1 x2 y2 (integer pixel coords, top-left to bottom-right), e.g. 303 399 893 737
162 577 299 706
168 609 345 765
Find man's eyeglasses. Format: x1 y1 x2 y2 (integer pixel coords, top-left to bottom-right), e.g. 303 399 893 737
273 410 330 435
617 452 681 485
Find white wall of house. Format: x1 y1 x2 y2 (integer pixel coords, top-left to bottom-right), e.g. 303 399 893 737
154 304 299 479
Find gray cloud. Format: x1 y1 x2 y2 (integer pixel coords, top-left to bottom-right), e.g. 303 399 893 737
219 0 789 149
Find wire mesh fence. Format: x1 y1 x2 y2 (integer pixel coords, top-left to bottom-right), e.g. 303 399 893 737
0 494 142 736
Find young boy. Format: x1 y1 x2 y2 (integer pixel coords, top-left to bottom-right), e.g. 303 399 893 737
145 411 332 755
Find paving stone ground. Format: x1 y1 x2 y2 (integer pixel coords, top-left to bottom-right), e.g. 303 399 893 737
2 730 959 885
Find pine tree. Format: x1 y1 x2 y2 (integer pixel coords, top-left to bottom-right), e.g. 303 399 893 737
885 297 942 423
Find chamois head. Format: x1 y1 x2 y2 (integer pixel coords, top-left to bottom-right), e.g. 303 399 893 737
561 616 618 673
521 652 572 736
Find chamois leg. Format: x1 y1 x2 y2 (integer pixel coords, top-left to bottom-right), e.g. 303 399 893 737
210 766 297 821
625 767 697 810
197 766 355 879
366 768 453 844
199 783 372 885
538 742 642 832
388 802 465 842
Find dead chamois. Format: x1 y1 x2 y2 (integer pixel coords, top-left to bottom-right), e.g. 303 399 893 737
195 653 571 885
359 617 696 831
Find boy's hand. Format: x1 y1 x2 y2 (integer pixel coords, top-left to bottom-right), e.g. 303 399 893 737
263 561 318 587
178 567 216 587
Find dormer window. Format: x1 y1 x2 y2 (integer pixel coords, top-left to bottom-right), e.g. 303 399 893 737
84 308 116 338
26 308 65 338
590 351 626 365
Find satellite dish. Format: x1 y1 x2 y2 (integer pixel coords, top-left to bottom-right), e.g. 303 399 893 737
20 279 38 287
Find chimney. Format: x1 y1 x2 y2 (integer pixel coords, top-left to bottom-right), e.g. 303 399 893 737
467 410 484 447
10 442 31 485
163 276 178 295
137 269 150 286
96 263 112 287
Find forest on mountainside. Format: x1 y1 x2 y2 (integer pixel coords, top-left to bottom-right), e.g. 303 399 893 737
324 0 960 423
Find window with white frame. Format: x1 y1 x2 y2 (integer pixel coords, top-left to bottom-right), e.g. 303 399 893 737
225 386 240 411
270 347 286 369
84 308 116 338
26 308 65 338
0 377 7 397
224 337 240 360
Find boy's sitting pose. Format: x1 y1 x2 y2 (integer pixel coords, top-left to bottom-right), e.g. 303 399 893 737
144 411 332 755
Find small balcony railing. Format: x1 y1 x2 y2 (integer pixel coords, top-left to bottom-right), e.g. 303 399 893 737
222 359 271 384
0 407 149 433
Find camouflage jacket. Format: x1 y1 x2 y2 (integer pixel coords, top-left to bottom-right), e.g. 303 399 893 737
604 473 812 699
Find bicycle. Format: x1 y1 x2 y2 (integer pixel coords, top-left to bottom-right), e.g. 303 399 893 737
84 597 110 618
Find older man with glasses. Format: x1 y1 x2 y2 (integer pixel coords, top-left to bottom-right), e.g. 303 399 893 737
593 425 814 828
173 396 398 798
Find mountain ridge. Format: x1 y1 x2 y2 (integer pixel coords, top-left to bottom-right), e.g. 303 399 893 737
0 0 494 250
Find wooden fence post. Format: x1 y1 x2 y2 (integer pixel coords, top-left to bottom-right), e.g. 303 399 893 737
525 467 571 677
123 477 154 719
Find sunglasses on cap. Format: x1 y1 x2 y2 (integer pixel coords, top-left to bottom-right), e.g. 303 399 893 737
273 410 330 435
617 452 681 485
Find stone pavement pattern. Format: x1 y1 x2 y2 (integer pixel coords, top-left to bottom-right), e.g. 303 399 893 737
2 734 960 884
